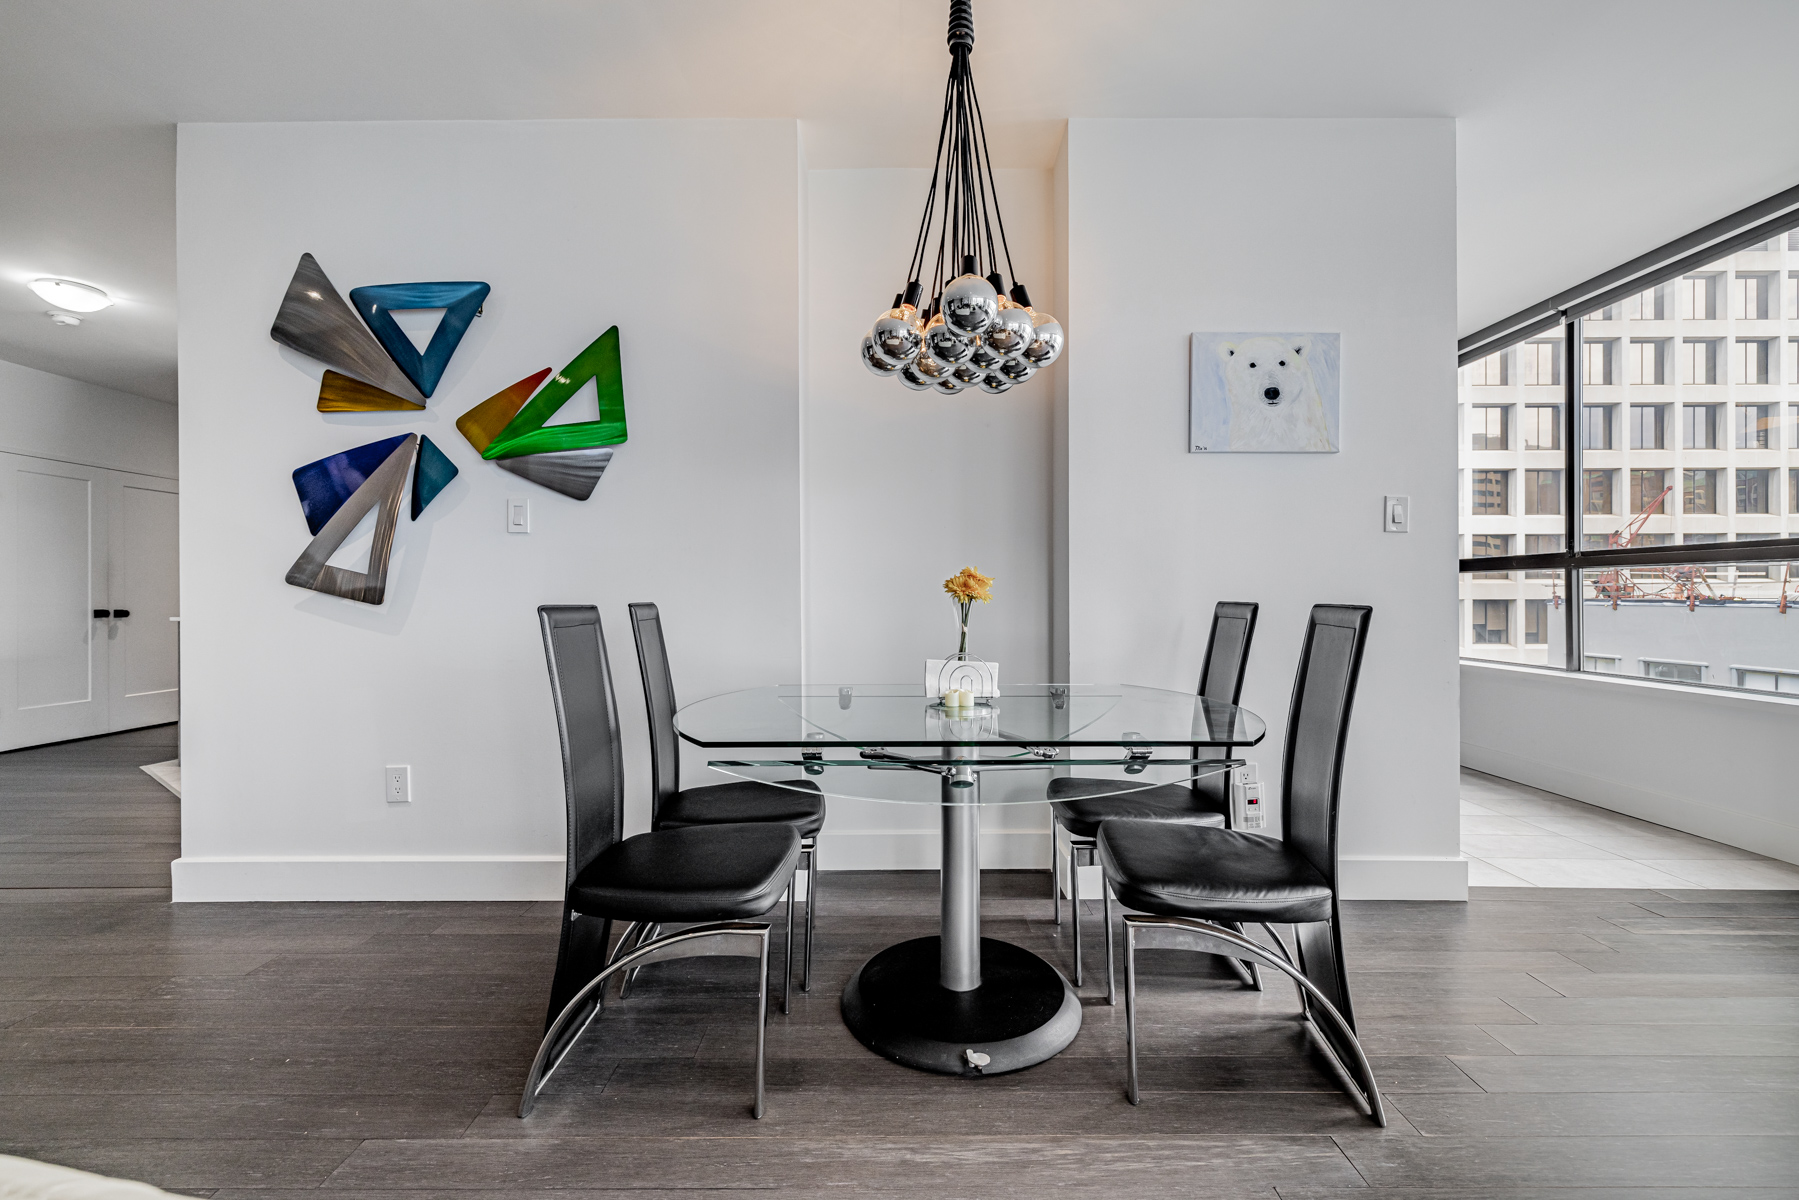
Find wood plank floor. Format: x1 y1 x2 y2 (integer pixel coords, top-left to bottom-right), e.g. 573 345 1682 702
2 727 1797 1197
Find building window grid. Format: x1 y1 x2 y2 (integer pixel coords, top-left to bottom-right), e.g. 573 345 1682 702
1458 228 1799 693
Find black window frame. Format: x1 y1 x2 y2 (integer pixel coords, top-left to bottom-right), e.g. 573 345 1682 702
1458 181 1799 675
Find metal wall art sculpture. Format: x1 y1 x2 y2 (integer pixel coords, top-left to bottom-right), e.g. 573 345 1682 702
286 434 458 605
453 327 629 502
273 252 625 606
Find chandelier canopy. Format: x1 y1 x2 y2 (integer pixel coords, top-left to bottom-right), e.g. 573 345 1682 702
861 0 1063 395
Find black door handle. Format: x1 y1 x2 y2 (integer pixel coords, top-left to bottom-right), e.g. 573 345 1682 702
112 610 130 618
94 609 109 619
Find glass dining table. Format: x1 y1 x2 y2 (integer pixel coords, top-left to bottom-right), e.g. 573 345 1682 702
675 683 1268 1077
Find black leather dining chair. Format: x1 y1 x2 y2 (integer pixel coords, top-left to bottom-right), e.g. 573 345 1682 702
1046 601 1258 999
520 606 801 1120
628 602 826 993
1097 604 1385 1125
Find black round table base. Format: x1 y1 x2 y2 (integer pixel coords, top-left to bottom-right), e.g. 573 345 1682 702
841 936 1082 1076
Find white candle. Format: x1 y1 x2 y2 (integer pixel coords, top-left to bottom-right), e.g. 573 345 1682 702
957 688 974 708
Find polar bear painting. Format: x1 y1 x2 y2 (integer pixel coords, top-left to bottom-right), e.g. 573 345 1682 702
1189 332 1340 453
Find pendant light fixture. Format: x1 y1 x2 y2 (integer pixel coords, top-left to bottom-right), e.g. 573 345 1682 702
861 0 1063 395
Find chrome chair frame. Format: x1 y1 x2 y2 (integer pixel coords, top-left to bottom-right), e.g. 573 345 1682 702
520 921 772 1119
619 877 797 1014
1121 914 1386 1126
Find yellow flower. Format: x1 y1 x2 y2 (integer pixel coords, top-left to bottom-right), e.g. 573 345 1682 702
943 566 994 605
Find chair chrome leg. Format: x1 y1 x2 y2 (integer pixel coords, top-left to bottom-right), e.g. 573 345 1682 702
782 883 794 1015
1220 922 1263 991
618 921 659 1000
802 841 817 994
1123 920 1141 1105
1069 840 1083 986
1119 914 1387 1126
1103 878 1117 1006
521 921 772 1120
1050 817 1062 925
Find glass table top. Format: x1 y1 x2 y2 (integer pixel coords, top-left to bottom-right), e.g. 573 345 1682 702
675 684 1266 750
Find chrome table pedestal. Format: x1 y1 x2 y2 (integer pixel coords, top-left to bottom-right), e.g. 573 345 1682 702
840 755 1081 1076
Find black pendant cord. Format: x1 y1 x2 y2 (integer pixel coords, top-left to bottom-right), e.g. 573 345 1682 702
903 0 1022 316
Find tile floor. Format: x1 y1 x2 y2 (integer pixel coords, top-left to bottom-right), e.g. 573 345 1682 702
1461 767 1799 889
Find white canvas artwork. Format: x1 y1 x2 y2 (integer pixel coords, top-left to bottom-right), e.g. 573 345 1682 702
1190 332 1340 453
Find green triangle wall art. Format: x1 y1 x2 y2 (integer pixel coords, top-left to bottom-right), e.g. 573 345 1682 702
481 327 629 461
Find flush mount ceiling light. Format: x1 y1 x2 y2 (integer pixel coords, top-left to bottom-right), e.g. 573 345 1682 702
28 278 113 313
861 0 1063 395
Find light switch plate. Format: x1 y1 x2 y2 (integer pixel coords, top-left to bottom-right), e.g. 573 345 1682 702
385 765 411 804
1384 495 1409 533
507 498 530 534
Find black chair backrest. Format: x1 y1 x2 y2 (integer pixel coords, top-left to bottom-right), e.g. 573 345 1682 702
1280 605 1372 888
538 606 625 891
627 601 680 822
1198 601 1258 705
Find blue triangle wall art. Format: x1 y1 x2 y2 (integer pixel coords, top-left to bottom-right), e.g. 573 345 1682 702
291 434 411 536
349 281 491 398
411 435 459 520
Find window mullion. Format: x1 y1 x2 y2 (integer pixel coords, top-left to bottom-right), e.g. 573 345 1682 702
1564 317 1583 670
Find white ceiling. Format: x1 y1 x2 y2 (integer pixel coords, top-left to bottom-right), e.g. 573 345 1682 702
4 0 1798 402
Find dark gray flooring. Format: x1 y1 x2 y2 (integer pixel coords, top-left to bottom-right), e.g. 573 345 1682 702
2 727 1797 1197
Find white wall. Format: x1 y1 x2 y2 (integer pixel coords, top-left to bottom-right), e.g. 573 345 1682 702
0 356 176 479
803 167 1058 869
173 120 801 901
1062 118 1465 900
1463 661 1799 867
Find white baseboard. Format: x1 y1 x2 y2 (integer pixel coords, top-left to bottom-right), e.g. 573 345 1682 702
1337 855 1467 900
171 855 566 902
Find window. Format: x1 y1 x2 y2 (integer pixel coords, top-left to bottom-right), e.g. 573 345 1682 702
1791 402 1799 446
1628 339 1666 385
1683 468 1718 514
1583 339 1613 385
1642 660 1704 684
1790 341 1799 385
1682 403 1720 449
1633 533 1673 547
1736 667 1799 695
1681 338 1718 384
1735 533 1776 578
1470 533 1511 578
1471 405 1510 450
1734 338 1771 384
1628 404 1666 449
1520 340 1561 386
1586 304 1615 322
1792 468 1799 514
1583 469 1615 514
1736 469 1771 514
1627 286 1665 320
1523 469 1561 515
1682 532 1724 545
1472 469 1510 515
1525 533 1564 579
1680 274 1718 320
1789 275 1799 321
1582 404 1614 450
1524 599 1550 645
1630 469 1669 515
1582 533 1612 550
1736 404 1774 449
1732 273 1772 320
1523 404 1561 450
1471 599 1510 645
1469 351 1506 386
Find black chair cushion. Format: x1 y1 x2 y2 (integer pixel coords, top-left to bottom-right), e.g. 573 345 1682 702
657 779 826 838
1048 776 1226 839
1097 819 1333 925
569 822 801 923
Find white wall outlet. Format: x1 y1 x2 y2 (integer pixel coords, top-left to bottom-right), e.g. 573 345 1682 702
385 765 411 804
1232 762 1266 830
1384 494 1410 533
507 498 531 534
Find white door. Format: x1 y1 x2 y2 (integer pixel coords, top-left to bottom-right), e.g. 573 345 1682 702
107 475 180 729
0 453 111 750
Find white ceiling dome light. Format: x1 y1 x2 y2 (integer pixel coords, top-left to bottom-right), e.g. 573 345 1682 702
28 278 113 313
